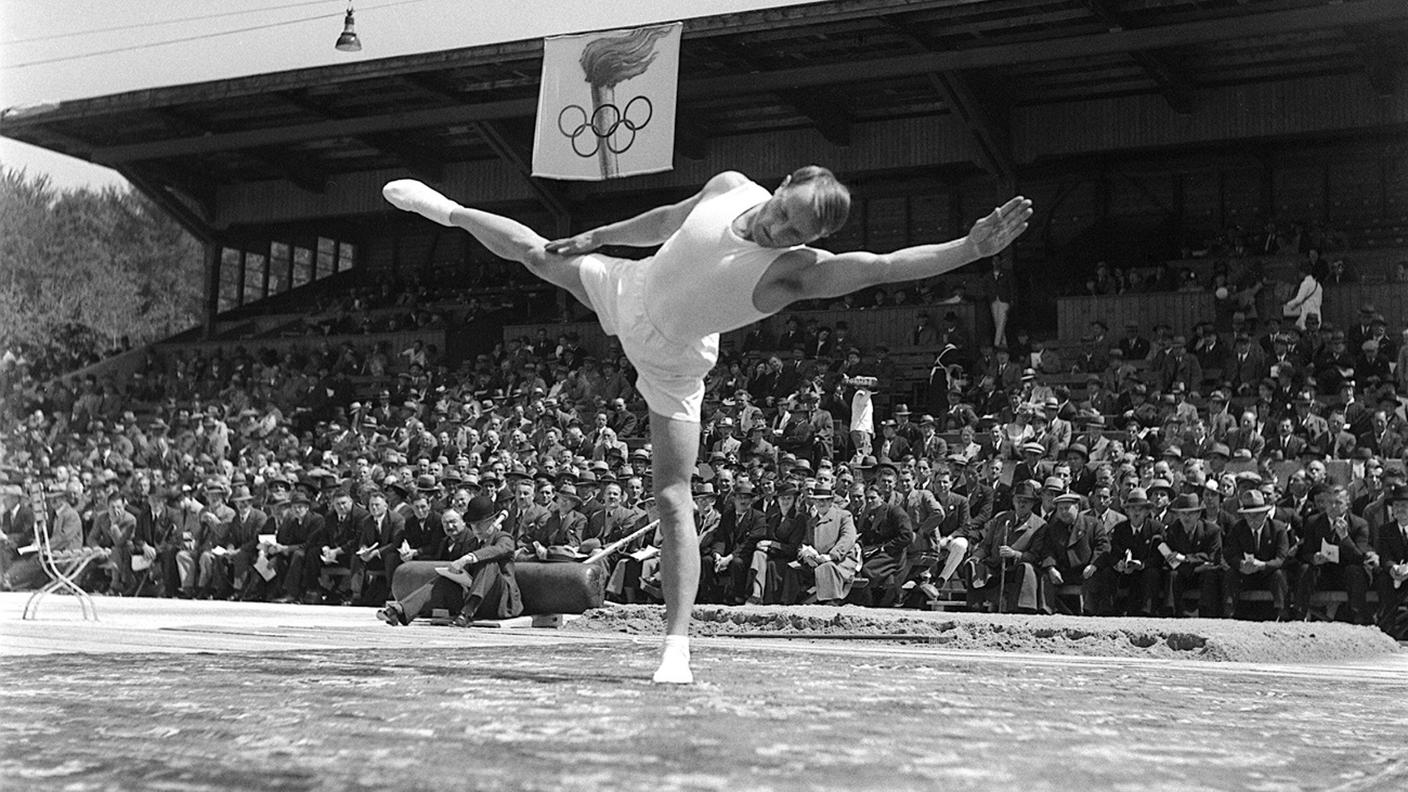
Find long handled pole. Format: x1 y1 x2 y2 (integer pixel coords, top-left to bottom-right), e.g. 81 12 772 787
583 519 661 565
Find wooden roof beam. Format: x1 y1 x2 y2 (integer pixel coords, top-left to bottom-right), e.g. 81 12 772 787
926 70 1015 185
1345 26 1401 98
116 165 215 242
876 16 1015 184
707 39 852 147
469 119 571 234
1083 0 1196 115
249 148 328 194
281 88 444 181
71 0 1408 164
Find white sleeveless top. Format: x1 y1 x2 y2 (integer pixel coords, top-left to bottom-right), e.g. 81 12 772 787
644 179 804 343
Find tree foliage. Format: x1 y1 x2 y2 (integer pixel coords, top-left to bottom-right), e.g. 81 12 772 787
0 167 203 358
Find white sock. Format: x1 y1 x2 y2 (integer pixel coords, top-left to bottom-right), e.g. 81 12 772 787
652 635 693 684
382 179 458 227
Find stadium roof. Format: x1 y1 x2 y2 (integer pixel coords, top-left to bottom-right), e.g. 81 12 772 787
3 0 1405 239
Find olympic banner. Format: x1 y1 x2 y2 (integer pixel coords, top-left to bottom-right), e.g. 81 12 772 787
532 22 681 181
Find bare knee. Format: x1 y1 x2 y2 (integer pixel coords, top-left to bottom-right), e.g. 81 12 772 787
654 488 694 535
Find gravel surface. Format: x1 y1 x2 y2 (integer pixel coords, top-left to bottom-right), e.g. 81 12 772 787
566 604 1402 663
3 643 1406 792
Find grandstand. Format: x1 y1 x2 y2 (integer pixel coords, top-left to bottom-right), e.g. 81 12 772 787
3 0 1408 623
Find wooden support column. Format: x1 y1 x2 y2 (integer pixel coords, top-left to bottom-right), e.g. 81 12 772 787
202 240 221 340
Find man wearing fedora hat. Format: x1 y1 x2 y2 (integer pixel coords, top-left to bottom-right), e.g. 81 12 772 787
269 492 323 603
966 479 1045 613
376 496 522 628
518 484 587 561
701 481 765 604
1107 487 1163 616
1374 485 1408 635
215 484 269 601
1155 492 1223 618
1222 489 1292 620
785 484 860 605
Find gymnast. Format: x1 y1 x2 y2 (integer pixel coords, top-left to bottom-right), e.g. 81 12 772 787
384 167 1032 683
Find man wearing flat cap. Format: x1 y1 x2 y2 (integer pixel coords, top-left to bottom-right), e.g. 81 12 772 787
1035 491 1113 615
1222 489 1291 620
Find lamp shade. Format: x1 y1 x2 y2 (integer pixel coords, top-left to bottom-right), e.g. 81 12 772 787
335 8 361 52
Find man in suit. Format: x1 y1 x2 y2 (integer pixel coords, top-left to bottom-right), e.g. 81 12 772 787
1036 492 1113 615
520 485 588 559
966 480 1045 612
141 485 190 598
1296 485 1372 623
990 346 1022 393
1222 490 1292 620
855 482 914 607
1118 323 1150 362
303 488 372 604
874 420 912 465
1159 492 1224 618
500 476 550 542
270 492 323 603
927 464 973 586
1359 411 1405 458
1227 334 1268 396
89 490 137 595
1108 488 1164 616
214 485 269 600
376 496 522 628
1159 336 1204 394
1374 485 1408 636
701 482 763 604
1264 417 1307 462
349 490 406 605
0 484 36 588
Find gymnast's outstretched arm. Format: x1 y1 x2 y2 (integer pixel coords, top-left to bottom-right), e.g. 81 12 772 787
765 196 1033 305
543 171 748 255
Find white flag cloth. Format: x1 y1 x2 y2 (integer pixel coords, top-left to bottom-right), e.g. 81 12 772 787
532 22 681 181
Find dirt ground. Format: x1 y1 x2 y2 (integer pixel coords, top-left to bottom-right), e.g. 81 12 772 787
4 641 1407 792
566 603 1403 663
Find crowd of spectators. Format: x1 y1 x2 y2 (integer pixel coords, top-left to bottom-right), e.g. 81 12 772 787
3 254 1408 636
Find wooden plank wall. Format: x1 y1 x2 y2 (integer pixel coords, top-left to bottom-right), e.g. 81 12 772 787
1058 292 1215 341
505 303 984 360
1057 282 1408 342
157 329 448 360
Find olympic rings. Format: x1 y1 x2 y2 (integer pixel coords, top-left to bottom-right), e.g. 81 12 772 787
557 96 654 158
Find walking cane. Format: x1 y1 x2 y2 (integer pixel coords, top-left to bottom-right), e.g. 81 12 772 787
997 557 1006 614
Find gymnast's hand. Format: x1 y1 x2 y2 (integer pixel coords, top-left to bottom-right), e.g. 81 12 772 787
966 196 1033 259
545 229 602 256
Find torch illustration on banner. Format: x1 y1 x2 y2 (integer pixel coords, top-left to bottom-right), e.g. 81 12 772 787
570 26 669 178
534 22 680 180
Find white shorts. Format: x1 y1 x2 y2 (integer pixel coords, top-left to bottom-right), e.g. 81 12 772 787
578 253 719 423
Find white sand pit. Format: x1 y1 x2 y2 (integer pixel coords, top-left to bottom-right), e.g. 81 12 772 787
567 604 1403 663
